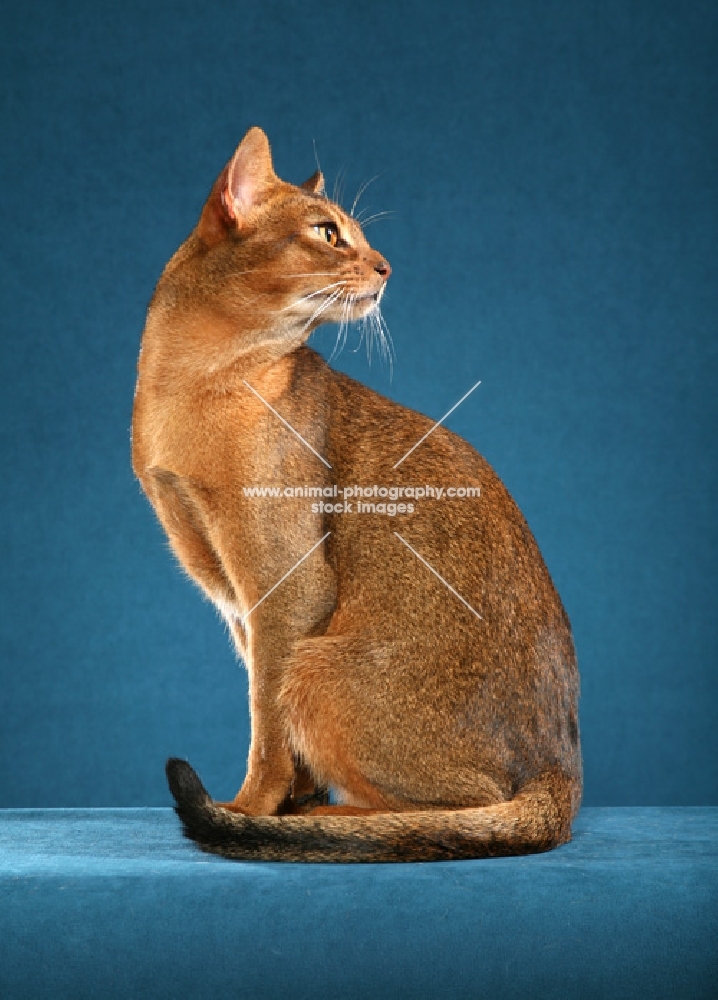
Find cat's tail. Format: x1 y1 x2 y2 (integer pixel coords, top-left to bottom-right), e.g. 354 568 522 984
166 758 577 862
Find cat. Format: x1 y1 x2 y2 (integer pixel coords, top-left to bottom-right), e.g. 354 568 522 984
131 126 582 861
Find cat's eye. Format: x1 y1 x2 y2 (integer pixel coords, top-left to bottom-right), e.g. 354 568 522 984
313 223 341 247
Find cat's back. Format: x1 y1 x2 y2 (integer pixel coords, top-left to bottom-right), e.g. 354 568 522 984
322 355 538 560
318 351 569 633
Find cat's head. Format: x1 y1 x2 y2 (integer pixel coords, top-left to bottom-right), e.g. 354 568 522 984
185 127 390 348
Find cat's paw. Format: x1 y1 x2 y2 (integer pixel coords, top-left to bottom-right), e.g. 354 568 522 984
214 799 251 814
276 786 330 815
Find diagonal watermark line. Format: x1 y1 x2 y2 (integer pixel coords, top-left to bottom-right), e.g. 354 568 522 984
243 380 332 468
393 532 483 620
393 378 482 469
243 532 332 622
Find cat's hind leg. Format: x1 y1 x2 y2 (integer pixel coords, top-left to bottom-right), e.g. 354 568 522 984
278 634 406 811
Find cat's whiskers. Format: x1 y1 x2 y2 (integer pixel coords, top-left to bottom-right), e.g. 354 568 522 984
348 322 365 355
377 306 395 371
332 166 348 207
322 289 392 378
343 294 355 353
300 281 348 301
343 294 356 353
312 138 323 183
356 210 396 229
328 292 356 363
224 268 342 282
327 307 343 364
350 175 380 218
328 302 344 363
281 272 341 279
280 280 347 313
357 297 394 378
297 288 343 338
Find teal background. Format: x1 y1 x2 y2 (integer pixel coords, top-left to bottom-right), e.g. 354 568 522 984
1 0 716 807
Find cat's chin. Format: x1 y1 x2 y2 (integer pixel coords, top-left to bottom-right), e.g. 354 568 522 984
351 292 383 319
306 293 381 328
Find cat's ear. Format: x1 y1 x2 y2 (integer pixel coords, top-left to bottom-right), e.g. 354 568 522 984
301 170 325 196
197 127 278 243
224 127 278 222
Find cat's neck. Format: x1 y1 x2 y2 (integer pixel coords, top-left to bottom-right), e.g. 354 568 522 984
140 251 311 393
140 310 307 394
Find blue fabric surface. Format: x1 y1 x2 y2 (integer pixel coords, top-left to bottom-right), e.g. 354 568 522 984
1 808 715 998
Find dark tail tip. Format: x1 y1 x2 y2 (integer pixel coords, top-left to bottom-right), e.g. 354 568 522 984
166 757 211 809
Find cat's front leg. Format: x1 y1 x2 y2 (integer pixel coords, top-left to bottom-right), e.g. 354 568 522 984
221 563 336 816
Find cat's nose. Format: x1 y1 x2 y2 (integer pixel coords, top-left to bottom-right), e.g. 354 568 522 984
374 258 391 279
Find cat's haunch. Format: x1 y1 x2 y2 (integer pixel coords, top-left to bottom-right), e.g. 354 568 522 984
132 126 581 862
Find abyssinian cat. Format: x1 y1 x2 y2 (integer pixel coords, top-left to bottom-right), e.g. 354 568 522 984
132 127 581 861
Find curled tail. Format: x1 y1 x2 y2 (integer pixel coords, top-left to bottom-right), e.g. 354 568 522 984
166 759 577 863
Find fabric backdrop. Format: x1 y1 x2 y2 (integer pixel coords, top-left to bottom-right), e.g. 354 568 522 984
1 0 715 807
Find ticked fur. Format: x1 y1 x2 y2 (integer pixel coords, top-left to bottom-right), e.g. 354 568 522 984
132 127 581 861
